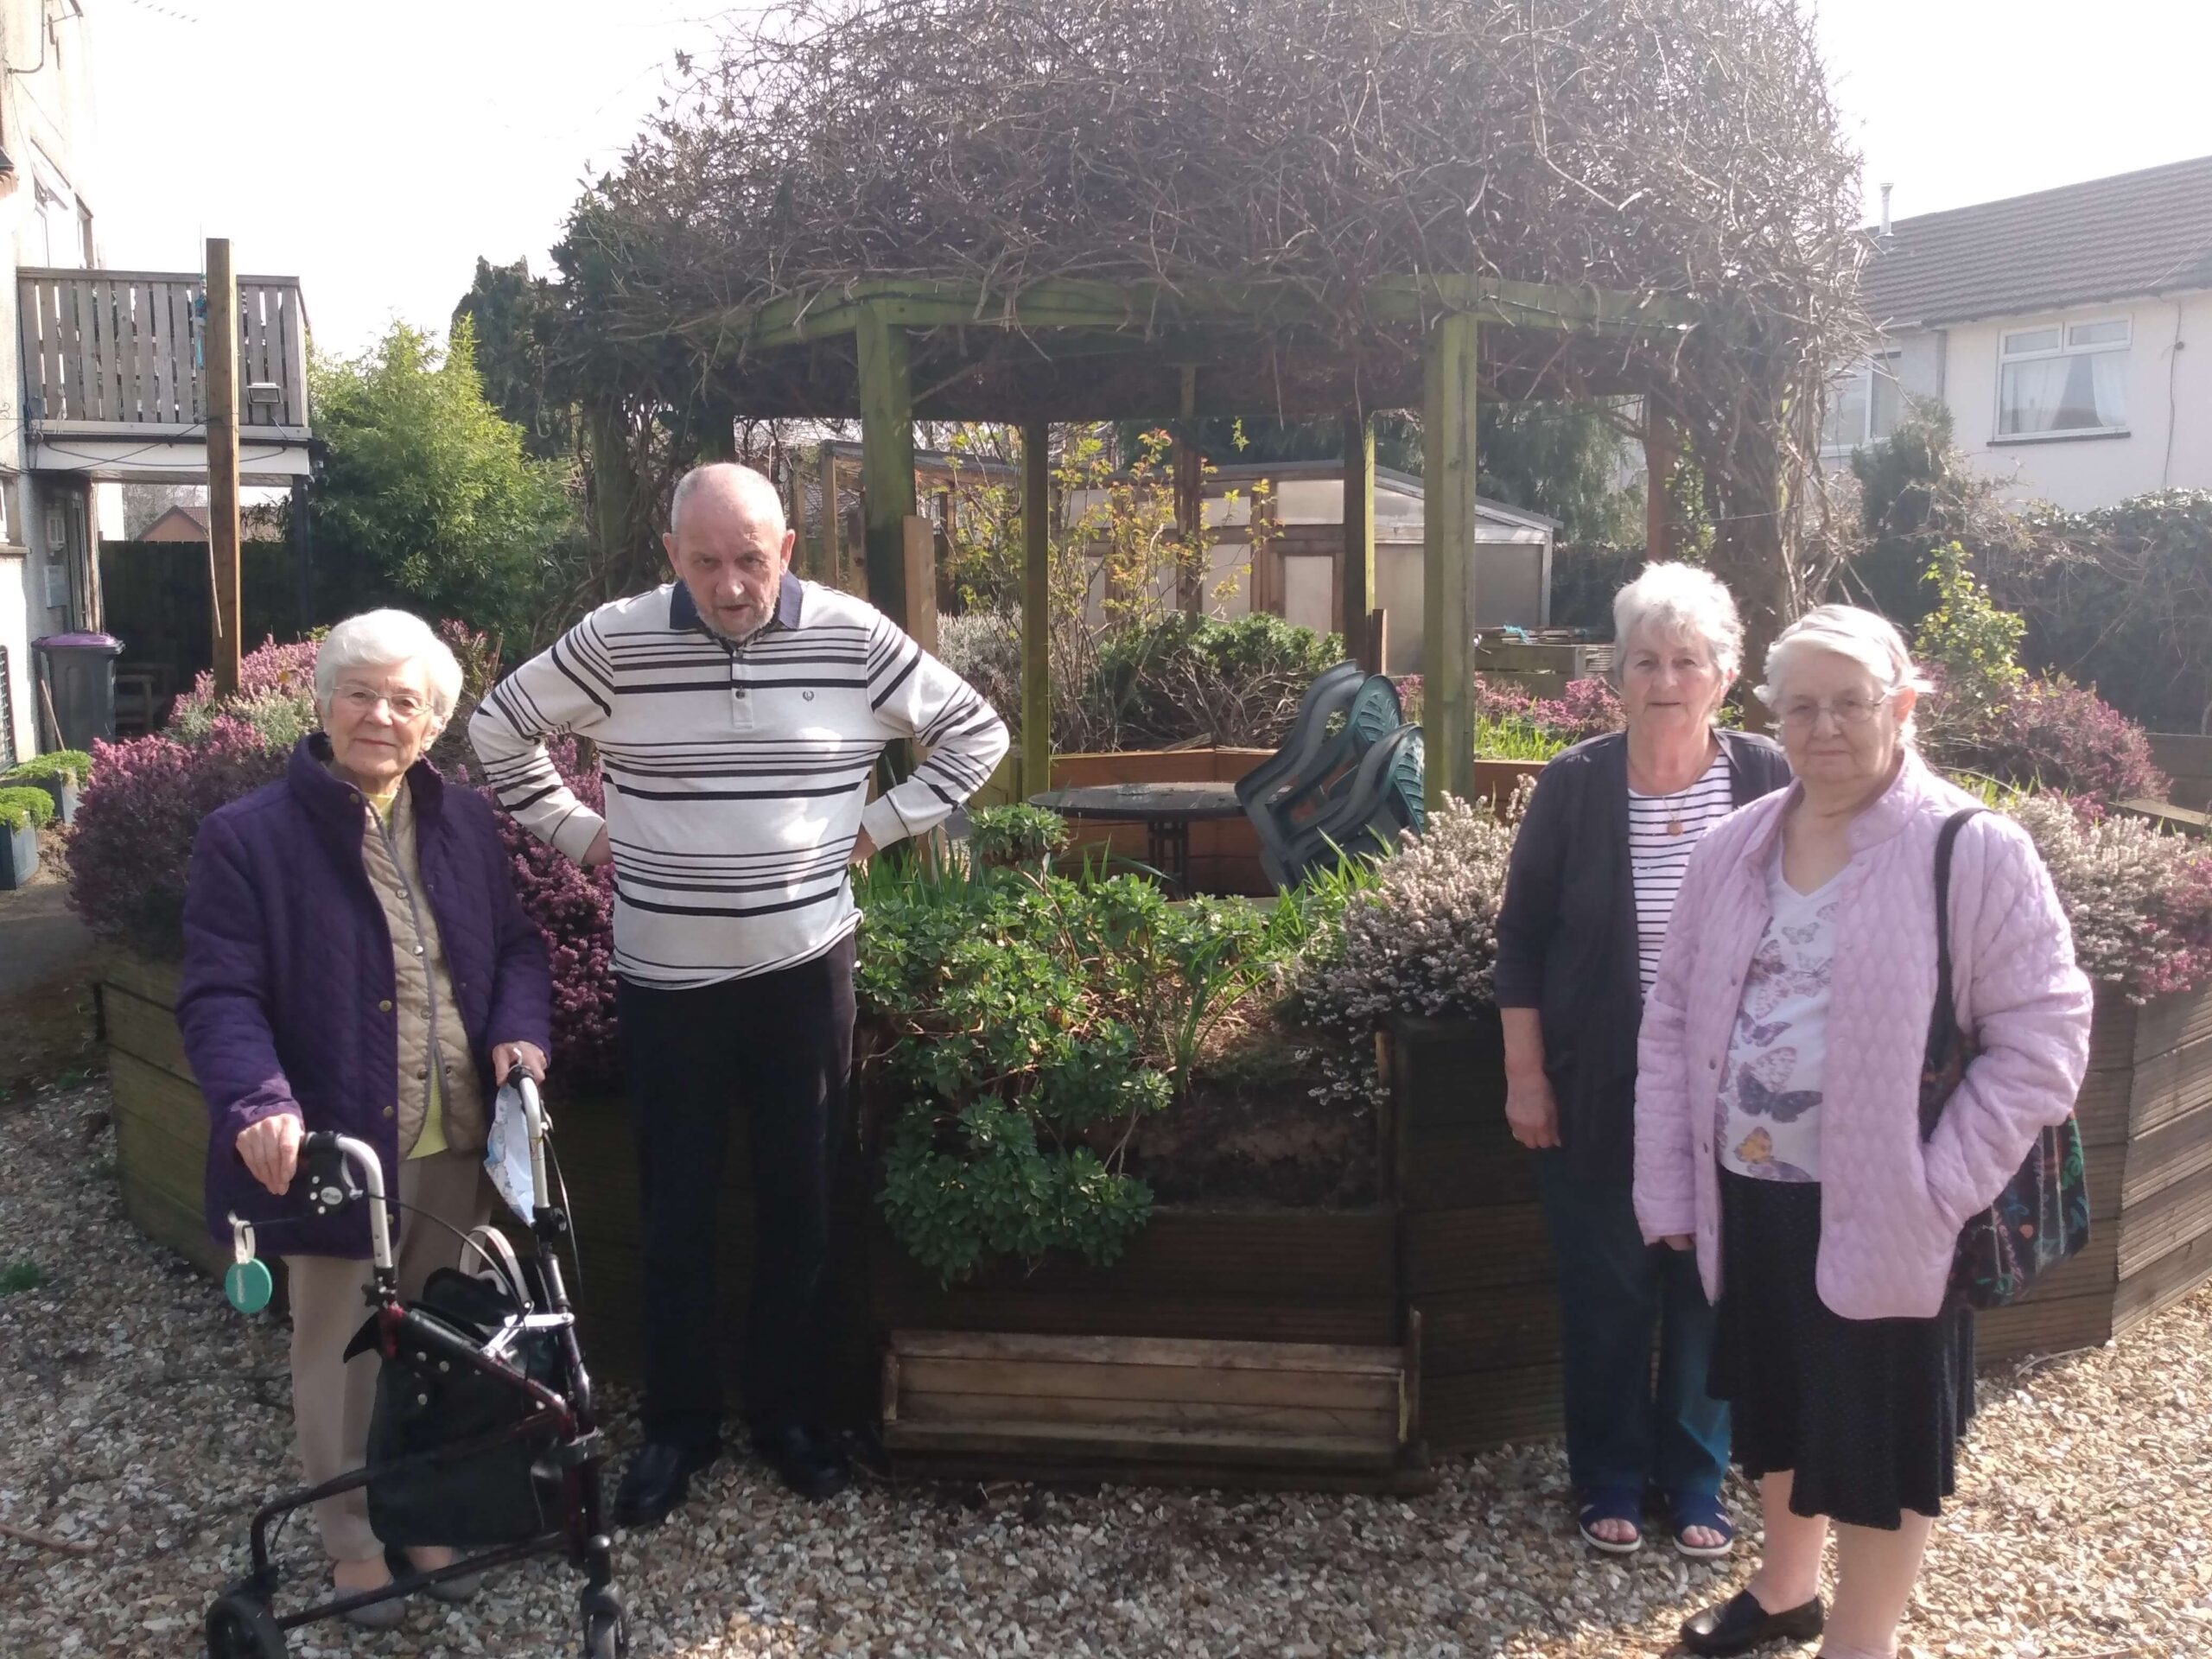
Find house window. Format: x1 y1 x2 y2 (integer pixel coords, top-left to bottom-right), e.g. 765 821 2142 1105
1998 318 2128 438
1821 353 1902 453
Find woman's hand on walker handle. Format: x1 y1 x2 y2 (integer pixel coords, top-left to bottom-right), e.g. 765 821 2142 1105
236 1111 304 1197
1504 1072 1561 1150
493 1041 549 1085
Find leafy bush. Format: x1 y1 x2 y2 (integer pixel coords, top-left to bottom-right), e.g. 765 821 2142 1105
1913 542 2023 725
0 785 56 832
858 861 1317 1281
2 750 92 787
1078 611 1342 752
1923 670 2168 807
963 804 1066 870
2005 794 2212 1002
1285 794 1520 1109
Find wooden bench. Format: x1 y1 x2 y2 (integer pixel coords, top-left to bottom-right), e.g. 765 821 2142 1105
880 1326 1430 1492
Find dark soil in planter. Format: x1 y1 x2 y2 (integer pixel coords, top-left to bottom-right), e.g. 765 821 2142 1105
1122 1026 1376 1209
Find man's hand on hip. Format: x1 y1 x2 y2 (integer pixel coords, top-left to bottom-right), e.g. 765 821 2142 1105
581 828 612 868
849 828 877 867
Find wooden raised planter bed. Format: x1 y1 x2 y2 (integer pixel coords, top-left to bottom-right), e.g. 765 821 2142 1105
111 950 2204 1483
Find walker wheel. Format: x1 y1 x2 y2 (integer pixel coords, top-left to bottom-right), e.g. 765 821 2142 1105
206 1592 287 1659
581 1584 627 1658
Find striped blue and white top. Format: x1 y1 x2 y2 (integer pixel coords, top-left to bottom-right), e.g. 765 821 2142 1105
1628 749 1736 995
469 576 1007 988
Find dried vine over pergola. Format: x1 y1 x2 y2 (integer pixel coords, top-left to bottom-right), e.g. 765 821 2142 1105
556 0 1866 802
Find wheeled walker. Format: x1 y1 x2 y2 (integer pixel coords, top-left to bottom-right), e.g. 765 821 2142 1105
203 1074 625 1656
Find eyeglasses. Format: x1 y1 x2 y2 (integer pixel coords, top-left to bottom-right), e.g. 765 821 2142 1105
1776 692 1891 732
334 686 433 721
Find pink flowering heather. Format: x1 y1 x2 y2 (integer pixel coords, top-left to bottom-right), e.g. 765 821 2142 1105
67 719 290 959
1921 666 2168 807
1395 674 1623 746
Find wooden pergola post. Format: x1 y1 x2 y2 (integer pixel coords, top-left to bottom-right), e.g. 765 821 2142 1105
1021 419 1052 798
205 238 242 696
1341 411 1376 671
1173 365 1203 613
1644 407 1675 565
817 446 844 593
1423 314 1479 809
855 306 915 626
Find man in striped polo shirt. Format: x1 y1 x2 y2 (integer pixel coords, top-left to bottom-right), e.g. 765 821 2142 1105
471 462 1007 1514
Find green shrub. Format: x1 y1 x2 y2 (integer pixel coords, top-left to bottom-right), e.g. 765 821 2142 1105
1 750 92 787
1077 611 1342 752
964 804 1067 870
0 786 57 833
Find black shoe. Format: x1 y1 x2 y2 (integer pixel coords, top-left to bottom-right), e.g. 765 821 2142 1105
750 1423 851 1501
1679 1589 1825 1656
613 1439 718 1529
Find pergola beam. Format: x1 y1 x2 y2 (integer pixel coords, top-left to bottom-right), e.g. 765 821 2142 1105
1341 411 1376 671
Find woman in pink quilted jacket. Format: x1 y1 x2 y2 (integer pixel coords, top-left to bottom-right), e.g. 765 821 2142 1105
1636 605 2092 1659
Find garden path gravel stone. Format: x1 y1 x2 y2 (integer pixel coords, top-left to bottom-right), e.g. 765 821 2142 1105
3 1077 2202 1657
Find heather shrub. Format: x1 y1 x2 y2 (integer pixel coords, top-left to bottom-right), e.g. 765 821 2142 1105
1399 673 1623 750
169 636 321 746
2005 793 2212 1001
1285 793 1519 1109
67 720 289 957
1923 671 2168 807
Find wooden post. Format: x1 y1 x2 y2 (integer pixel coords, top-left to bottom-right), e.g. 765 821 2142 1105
1021 418 1052 798
855 307 915 628
289 476 313 631
205 238 242 696
1173 365 1202 613
1342 412 1376 671
900 515 938 654
785 452 808 575
1370 607 1389 678
1644 408 1675 565
817 447 842 592
1422 314 1479 809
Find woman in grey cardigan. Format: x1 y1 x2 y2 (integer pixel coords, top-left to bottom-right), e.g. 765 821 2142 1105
1492 564 1790 1558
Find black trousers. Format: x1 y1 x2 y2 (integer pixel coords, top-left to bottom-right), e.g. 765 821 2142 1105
617 932 855 1452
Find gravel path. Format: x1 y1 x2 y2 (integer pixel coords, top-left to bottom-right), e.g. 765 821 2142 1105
3 1077 2202 1658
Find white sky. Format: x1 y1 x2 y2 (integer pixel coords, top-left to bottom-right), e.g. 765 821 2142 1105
84 0 2212 359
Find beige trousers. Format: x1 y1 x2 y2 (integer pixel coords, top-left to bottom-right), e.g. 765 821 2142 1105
283 1147 489 1563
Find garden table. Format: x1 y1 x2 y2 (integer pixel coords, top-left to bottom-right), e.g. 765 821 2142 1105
1027 781 1245 894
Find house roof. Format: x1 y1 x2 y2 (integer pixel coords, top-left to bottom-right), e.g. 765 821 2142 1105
139 504 212 541
1861 154 2212 329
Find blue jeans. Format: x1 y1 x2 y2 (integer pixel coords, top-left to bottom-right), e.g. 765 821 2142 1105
1535 1149 1729 1497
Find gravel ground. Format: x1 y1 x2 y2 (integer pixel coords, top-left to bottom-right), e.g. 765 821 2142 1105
2 1077 2202 1658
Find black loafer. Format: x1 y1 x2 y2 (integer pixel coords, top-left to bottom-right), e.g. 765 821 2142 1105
1680 1589 1825 1656
613 1439 719 1529
750 1423 851 1501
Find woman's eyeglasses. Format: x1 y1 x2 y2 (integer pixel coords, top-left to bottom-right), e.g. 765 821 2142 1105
1776 693 1889 732
334 686 433 721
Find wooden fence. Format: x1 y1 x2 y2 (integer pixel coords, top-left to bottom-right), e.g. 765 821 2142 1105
2150 734 2212 813
99 539 300 701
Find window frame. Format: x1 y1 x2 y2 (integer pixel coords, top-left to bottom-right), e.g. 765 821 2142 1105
1993 314 2132 443
1820 349 1903 457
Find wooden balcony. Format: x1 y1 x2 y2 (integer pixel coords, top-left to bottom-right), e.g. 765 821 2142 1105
17 267 310 443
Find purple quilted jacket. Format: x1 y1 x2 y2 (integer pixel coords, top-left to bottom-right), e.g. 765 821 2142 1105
1635 752 2093 1320
178 736 551 1258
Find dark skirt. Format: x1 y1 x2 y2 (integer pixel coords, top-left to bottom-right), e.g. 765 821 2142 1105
1707 1169 1975 1530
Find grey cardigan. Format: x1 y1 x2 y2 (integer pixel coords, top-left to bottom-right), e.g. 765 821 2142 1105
1493 728 1792 1183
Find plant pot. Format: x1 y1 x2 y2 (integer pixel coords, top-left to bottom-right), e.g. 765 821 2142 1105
39 774 80 826
0 821 37 889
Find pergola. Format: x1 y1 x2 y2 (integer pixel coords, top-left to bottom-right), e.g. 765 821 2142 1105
671 270 1718 810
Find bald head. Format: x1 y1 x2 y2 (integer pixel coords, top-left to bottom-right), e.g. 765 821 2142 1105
663 463 795 640
669 462 787 541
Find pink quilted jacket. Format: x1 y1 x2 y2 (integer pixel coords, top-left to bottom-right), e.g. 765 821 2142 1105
1633 752 2093 1320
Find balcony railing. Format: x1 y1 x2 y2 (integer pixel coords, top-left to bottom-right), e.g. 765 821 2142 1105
17 267 310 439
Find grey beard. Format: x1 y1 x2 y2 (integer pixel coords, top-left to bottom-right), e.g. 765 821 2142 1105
702 612 767 645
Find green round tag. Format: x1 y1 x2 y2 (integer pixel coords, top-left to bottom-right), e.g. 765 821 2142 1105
225 1257 274 1314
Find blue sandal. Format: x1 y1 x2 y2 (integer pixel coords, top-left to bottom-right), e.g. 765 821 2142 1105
1667 1490 1736 1560
1575 1486 1645 1554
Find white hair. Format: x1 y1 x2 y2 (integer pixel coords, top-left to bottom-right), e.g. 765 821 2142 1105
1612 562 1745 679
314 609 463 728
669 461 786 538
1757 604 1926 740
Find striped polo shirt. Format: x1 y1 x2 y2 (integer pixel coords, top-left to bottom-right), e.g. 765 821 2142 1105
469 575 1008 988
1628 749 1736 994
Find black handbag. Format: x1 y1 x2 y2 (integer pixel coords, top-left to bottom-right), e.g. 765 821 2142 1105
356 1261 565 1547
1917 808 2091 1310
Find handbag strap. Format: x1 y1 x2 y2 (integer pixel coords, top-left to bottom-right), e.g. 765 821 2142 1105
1920 807 1983 1139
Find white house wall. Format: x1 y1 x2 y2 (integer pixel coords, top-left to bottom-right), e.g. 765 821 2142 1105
1886 289 2212 512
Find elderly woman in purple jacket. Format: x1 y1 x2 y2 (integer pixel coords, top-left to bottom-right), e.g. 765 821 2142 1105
178 609 550 1627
